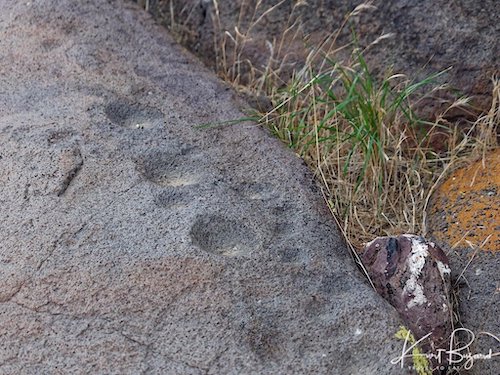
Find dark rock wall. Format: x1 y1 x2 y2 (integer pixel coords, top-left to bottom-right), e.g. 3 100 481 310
138 0 499 118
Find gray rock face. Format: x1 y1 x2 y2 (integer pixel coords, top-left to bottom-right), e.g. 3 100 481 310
426 153 500 375
144 0 499 118
0 1 405 374
428 240 500 375
446 250 500 375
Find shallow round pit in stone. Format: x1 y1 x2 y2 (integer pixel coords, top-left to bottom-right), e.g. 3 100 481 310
235 182 279 201
136 150 199 187
104 100 164 130
190 215 260 257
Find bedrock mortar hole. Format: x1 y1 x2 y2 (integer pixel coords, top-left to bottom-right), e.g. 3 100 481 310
190 215 260 257
104 100 164 130
136 151 198 187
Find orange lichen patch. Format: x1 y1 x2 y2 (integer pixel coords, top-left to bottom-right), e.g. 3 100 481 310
429 148 499 252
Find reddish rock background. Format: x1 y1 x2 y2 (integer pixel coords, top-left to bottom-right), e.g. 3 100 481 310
139 0 499 119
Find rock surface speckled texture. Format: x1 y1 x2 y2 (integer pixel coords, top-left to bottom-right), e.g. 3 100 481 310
0 1 405 374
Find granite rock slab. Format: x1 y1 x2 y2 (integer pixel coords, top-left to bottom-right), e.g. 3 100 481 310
0 1 404 373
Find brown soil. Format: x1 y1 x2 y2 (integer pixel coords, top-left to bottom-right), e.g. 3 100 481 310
429 148 499 251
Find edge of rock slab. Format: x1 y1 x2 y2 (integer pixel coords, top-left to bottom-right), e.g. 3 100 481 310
0 1 405 374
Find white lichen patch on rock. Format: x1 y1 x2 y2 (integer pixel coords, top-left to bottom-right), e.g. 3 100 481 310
437 260 451 280
403 236 430 309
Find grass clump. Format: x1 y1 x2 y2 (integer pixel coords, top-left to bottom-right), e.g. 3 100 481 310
199 1 498 250
139 1 498 252
265 49 498 249
265 49 447 248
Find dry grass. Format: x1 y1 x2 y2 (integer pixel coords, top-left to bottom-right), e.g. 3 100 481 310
211 0 310 93
216 3 499 251
266 60 499 250
141 1 498 252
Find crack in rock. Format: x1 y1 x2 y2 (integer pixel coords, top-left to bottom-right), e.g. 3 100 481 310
57 147 83 197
